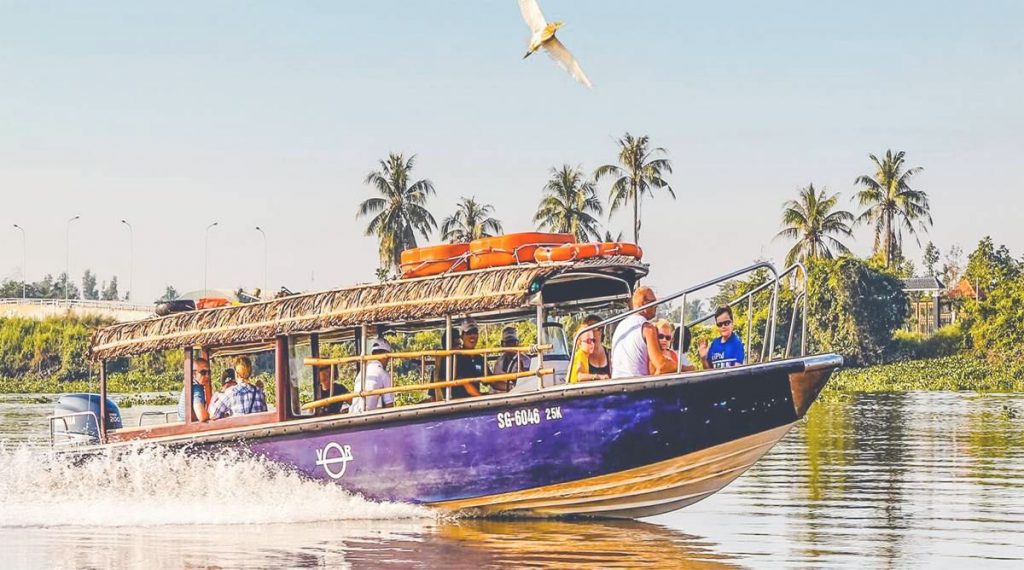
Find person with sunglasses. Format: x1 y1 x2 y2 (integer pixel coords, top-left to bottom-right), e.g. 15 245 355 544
569 329 610 383
650 319 680 375
176 357 211 422
699 305 745 369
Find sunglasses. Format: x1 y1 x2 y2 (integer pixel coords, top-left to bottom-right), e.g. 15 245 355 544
463 329 479 335
657 334 671 340
195 369 211 376
582 338 596 345
716 319 733 328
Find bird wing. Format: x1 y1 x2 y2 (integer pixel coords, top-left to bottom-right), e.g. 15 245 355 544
542 37 593 88
518 0 547 33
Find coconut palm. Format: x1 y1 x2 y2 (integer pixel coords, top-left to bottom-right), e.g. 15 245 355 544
774 184 855 266
441 197 504 243
358 153 437 273
594 133 675 244
533 164 604 242
853 150 932 268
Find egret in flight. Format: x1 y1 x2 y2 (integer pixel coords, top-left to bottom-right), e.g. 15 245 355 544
518 0 592 88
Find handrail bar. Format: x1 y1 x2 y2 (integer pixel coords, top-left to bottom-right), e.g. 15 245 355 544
304 344 552 367
301 368 554 411
570 262 780 373
138 410 179 426
48 411 100 448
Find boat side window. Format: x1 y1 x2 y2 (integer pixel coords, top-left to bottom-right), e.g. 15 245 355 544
287 337 315 417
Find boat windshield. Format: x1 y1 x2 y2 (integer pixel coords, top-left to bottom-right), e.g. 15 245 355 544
542 322 570 361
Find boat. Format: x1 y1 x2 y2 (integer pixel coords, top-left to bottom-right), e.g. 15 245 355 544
49 252 841 519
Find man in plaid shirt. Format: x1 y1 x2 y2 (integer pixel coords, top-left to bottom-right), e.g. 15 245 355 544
210 376 267 419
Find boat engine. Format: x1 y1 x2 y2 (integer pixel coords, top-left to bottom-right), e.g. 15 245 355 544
52 393 123 444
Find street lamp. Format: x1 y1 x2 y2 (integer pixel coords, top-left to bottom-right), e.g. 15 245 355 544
254 226 267 297
12 224 26 299
204 222 219 293
65 215 80 302
120 219 133 302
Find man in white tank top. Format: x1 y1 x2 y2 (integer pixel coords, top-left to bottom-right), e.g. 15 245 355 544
611 287 674 378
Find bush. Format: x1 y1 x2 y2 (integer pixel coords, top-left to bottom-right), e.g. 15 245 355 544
805 257 908 366
828 354 1024 392
890 324 965 360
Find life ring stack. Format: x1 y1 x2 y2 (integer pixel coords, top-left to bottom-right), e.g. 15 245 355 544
398 232 643 279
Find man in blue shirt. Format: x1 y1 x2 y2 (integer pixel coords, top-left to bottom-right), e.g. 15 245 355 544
699 305 745 369
176 357 211 421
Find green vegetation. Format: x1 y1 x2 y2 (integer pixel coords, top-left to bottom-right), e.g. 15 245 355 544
774 184 854 266
533 164 605 242
594 132 675 245
441 197 503 243
852 149 932 269
828 355 1024 393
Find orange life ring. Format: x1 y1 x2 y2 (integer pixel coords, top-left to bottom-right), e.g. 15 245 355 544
534 243 602 263
598 242 643 260
400 243 470 278
469 232 575 270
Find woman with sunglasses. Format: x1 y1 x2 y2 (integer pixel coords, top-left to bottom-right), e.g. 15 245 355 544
698 304 746 369
568 329 610 383
650 319 680 375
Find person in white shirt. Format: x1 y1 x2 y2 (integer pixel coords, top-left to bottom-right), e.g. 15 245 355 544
350 337 396 413
611 287 674 378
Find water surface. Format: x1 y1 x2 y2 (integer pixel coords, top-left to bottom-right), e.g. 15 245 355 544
1 392 1021 568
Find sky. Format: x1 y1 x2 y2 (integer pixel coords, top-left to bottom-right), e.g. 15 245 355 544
2 1 1022 303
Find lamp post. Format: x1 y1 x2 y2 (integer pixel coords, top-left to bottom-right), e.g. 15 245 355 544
204 222 219 293
254 226 267 297
65 215 80 302
120 219 134 302
12 224 26 299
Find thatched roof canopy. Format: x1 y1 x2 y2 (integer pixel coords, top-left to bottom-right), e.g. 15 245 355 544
90 258 646 361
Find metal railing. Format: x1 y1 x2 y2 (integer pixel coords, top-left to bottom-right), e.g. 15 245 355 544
48 411 100 448
570 261 809 377
139 411 179 426
0 297 152 313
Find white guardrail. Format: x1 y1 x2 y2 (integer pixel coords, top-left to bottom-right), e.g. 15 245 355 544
0 298 153 313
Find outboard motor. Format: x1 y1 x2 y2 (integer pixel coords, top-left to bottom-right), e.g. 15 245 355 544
52 393 122 445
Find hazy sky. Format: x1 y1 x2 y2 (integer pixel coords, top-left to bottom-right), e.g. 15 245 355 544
2 1 1022 303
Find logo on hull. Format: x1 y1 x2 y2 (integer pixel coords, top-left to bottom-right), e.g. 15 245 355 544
315 442 354 479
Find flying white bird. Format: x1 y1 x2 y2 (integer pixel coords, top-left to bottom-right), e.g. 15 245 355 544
518 0 592 88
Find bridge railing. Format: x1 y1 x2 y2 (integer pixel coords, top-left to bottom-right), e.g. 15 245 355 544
0 297 153 313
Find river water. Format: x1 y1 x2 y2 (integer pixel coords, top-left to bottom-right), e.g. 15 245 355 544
1 392 1022 569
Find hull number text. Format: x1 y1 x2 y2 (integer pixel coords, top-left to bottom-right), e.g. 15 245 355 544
497 406 562 429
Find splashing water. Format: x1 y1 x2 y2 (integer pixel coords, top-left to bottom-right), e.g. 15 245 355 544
0 443 435 528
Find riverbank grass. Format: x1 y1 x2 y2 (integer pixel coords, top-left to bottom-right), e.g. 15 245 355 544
829 355 1024 393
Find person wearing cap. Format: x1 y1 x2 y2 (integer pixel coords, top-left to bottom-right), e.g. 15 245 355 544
490 325 531 392
207 368 237 415
317 366 351 415
452 318 484 398
350 337 396 413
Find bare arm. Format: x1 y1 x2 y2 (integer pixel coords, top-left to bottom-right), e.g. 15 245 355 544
193 398 210 422
643 324 673 374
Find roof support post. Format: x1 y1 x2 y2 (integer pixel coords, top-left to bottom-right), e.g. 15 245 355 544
99 360 108 443
183 347 194 425
275 335 289 422
310 333 321 402
535 299 544 389
444 316 452 401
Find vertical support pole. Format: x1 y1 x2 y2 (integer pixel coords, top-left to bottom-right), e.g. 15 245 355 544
676 293 687 373
359 324 369 400
767 278 780 361
745 295 753 364
801 282 808 356
444 316 453 401
275 335 289 422
183 347 194 425
99 360 108 443
535 303 545 388
310 333 321 402
933 292 941 333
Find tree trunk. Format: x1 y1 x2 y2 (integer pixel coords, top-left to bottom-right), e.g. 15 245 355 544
632 182 640 244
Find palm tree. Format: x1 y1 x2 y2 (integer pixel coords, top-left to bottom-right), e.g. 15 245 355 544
441 197 503 243
774 184 855 266
533 164 604 242
853 150 932 268
594 133 675 244
358 153 437 273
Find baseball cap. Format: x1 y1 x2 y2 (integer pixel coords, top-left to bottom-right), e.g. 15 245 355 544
461 318 479 334
501 326 519 344
370 337 392 353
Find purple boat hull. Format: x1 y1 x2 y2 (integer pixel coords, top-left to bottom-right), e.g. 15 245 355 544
235 355 839 518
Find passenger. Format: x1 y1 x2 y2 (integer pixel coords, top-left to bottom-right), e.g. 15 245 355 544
582 314 611 376
431 332 462 401
699 304 746 369
350 338 396 413
177 357 211 422
208 368 237 414
210 356 268 419
317 366 351 414
569 329 610 383
650 319 680 375
611 287 674 378
490 326 530 392
452 318 484 398
673 326 698 372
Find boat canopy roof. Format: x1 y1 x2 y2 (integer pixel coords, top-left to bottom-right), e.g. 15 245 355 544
89 257 647 360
